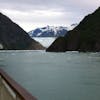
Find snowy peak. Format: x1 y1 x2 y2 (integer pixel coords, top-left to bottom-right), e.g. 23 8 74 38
28 24 78 37
67 23 78 31
28 26 68 37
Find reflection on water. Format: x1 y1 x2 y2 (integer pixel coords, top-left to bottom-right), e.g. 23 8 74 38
0 51 100 100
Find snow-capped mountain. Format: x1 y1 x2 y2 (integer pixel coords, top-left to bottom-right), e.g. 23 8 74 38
28 26 68 37
67 23 78 30
28 24 78 37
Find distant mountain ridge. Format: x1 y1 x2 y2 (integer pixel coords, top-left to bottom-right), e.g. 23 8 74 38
0 13 44 50
28 24 77 38
46 7 100 52
28 26 68 37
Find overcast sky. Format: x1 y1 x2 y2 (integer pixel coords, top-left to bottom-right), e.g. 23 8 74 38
0 0 100 32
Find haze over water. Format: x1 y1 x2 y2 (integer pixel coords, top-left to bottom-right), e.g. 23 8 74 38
0 50 100 100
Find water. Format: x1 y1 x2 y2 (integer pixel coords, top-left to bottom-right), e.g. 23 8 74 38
0 50 100 100
33 37 56 48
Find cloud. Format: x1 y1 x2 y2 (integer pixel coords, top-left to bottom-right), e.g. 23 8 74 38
0 0 100 31
0 0 100 11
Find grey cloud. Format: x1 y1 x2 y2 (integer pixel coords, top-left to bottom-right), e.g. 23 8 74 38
0 0 100 12
0 0 100 31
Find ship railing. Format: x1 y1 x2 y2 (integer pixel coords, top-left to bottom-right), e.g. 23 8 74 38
0 68 37 100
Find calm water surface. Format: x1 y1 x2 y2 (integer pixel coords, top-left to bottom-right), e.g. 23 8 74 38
33 37 56 47
0 50 100 100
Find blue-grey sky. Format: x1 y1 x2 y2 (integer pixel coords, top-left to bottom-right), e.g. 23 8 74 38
0 0 100 32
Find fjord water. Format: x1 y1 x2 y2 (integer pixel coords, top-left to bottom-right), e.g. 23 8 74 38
0 51 100 100
33 37 56 48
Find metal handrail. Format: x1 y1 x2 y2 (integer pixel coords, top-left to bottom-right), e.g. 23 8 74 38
0 68 37 100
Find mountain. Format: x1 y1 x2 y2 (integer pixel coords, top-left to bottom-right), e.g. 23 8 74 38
28 26 68 37
46 7 100 52
0 13 45 50
67 23 78 30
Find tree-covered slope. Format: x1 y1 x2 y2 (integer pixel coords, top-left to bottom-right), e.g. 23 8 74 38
47 7 100 52
0 13 44 50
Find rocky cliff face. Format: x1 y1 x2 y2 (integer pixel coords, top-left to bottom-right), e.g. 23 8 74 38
46 7 100 52
0 13 44 50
